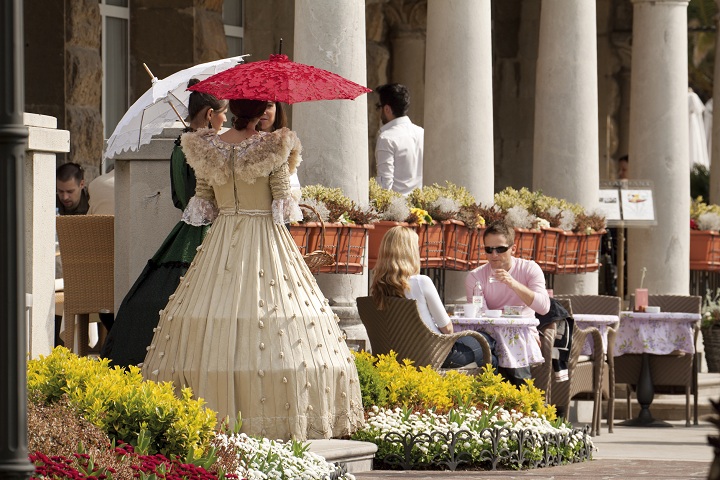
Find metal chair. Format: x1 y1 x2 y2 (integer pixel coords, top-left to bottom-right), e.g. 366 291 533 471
555 294 621 433
625 294 701 426
56 215 114 356
356 296 492 373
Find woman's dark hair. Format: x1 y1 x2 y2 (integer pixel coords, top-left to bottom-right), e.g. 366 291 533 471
185 78 228 122
229 99 268 130
375 83 410 118
273 102 288 130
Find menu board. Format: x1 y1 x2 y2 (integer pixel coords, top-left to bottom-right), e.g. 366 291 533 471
598 188 622 222
599 180 656 226
620 188 655 221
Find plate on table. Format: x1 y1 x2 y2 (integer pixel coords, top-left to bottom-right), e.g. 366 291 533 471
500 314 525 319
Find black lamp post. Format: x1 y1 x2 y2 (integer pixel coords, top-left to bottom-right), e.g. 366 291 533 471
0 1 34 479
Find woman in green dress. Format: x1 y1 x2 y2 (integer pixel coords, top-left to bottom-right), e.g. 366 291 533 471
101 79 228 367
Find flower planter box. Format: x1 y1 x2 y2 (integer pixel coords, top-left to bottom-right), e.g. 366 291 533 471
549 230 604 274
575 230 605 273
535 227 563 273
443 220 473 271
417 223 445 268
314 223 374 274
288 223 321 256
467 227 488 269
554 230 582 274
513 228 539 261
367 221 412 270
690 229 720 271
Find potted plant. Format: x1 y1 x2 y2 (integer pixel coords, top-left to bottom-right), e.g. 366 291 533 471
690 197 720 271
300 185 377 274
702 288 720 373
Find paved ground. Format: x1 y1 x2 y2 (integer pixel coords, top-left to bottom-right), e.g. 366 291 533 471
353 420 716 479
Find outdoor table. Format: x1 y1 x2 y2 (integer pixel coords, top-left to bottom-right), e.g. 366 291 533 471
451 316 543 369
573 314 620 356
613 311 700 427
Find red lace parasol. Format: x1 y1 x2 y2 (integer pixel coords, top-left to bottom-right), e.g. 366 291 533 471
188 54 371 104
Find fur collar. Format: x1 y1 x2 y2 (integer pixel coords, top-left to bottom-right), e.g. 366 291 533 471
181 128 302 186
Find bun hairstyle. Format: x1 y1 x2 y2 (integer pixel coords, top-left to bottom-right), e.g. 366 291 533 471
229 99 268 130
185 78 228 122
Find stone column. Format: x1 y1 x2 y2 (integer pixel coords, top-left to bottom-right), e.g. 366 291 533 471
627 0 690 295
24 113 70 358
533 0 600 295
293 0 370 345
711 0 720 204
424 0 494 302
113 125 183 312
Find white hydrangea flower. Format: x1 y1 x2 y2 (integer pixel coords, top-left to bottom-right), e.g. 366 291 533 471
383 196 411 222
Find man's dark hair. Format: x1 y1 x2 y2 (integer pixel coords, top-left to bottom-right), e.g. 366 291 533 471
483 220 515 244
375 83 410 118
618 154 628 163
56 162 84 183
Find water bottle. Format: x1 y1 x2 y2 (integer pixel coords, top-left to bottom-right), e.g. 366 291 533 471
472 281 485 314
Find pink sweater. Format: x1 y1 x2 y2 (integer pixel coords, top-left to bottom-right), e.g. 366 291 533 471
465 257 550 317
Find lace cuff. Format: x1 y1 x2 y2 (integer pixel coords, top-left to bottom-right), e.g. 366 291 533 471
272 197 303 225
181 196 218 226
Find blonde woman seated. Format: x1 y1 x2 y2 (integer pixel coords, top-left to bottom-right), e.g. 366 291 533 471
371 226 498 369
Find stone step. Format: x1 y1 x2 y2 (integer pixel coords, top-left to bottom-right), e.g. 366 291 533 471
307 439 377 474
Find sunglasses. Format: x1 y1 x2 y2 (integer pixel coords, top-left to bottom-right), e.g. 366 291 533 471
484 245 510 254
375 102 383 110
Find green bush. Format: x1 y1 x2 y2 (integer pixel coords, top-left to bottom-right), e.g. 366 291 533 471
353 350 388 408
27 347 217 457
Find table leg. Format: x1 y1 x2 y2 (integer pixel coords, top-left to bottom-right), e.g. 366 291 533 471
620 353 673 427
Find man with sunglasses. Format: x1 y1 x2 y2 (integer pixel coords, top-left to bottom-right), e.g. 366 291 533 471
464 221 551 384
465 221 550 318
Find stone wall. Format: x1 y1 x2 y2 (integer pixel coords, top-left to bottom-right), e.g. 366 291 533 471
130 0 228 104
25 0 103 178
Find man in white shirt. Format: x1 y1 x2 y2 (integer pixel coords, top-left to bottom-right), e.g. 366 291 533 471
374 83 424 195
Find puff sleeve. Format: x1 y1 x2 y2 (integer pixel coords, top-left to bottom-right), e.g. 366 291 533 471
269 162 302 225
181 177 218 226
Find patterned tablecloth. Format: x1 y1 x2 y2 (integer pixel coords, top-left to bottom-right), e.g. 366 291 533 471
614 311 701 356
452 316 543 368
574 314 620 356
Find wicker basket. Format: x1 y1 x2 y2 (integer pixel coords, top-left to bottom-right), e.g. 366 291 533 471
299 204 335 270
702 325 720 373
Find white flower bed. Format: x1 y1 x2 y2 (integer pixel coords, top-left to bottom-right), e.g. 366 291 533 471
213 433 354 480
353 405 594 469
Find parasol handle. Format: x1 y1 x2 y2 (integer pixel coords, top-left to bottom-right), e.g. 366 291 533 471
278 38 283 55
167 100 188 128
143 62 158 83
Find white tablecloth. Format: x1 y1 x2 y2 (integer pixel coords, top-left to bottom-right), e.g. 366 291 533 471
452 316 543 369
574 314 620 356
614 311 700 356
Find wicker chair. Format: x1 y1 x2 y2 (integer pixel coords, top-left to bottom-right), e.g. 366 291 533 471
547 298 605 436
356 296 492 373
623 294 701 426
530 298 566 405
56 215 114 356
555 294 621 433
